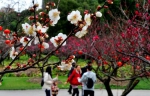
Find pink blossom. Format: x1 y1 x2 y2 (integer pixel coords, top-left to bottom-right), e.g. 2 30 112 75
93 35 99 41
148 0 150 4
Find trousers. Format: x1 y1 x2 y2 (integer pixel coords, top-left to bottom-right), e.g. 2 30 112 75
72 88 79 96
45 89 51 96
84 90 94 96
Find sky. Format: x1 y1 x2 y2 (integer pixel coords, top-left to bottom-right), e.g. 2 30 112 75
0 0 42 12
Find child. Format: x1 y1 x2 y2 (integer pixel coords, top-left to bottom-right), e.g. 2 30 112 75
51 81 59 96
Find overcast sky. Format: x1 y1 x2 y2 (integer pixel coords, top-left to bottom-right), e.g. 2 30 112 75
0 0 42 12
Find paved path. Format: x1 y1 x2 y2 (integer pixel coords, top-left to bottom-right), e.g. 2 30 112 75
0 89 150 96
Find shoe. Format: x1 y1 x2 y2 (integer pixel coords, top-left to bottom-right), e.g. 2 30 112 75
68 91 72 94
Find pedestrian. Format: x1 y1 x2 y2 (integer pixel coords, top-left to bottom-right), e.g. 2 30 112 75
81 61 92 96
78 65 96 96
67 65 82 96
67 62 76 94
42 66 58 96
81 61 92 76
51 81 59 96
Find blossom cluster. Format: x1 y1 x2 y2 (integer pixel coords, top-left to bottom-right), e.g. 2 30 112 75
57 55 75 70
0 2 103 71
67 10 102 38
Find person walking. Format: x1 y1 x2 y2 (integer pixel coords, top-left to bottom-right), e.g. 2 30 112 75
81 61 92 96
51 81 59 96
67 62 76 94
81 61 92 76
67 65 82 96
42 66 58 96
78 65 96 96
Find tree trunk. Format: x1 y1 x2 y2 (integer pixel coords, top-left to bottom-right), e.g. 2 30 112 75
121 79 140 96
103 78 113 96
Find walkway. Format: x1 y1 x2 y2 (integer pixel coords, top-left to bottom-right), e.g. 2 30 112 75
0 89 150 96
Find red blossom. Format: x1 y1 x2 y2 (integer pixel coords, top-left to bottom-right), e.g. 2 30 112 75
4 29 10 34
5 40 11 44
146 55 150 60
148 0 150 4
38 44 44 49
32 54 36 58
134 10 139 15
135 3 140 8
78 50 83 55
117 61 123 67
6 66 11 69
136 66 140 70
93 35 99 41
19 47 24 51
103 60 108 65
0 26 3 31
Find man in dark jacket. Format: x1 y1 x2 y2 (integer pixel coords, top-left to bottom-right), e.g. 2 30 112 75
81 61 92 76
67 62 76 94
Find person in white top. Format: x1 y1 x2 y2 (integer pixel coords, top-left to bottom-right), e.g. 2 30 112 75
42 66 58 96
78 65 96 96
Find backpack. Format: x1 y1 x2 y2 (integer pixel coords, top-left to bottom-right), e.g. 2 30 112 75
41 78 44 87
86 77 94 88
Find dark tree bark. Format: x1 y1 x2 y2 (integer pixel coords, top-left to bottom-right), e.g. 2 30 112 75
103 78 113 96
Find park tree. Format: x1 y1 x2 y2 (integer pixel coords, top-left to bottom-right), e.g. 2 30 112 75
39 0 150 96
65 0 149 96
0 0 150 96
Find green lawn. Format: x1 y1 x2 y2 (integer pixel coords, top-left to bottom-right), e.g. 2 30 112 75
0 77 41 90
1 55 150 90
0 77 150 90
134 78 150 89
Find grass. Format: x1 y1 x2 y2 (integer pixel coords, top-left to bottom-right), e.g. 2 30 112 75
1 55 150 90
0 77 41 90
0 76 150 90
134 78 150 89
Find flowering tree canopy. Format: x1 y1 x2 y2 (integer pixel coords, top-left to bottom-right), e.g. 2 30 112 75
0 0 150 96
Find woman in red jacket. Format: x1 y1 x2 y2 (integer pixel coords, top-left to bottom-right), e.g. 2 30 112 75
67 65 82 96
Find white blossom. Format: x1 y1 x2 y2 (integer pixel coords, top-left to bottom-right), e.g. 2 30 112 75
58 60 75 70
49 9 60 26
34 37 39 44
84 14 91 26
50 33 67 47
67 10 82 24
75 25 88 38
42 42 49 49
96 11 102 17
20 37 31 46
22 23 37 37
37 24 49 33
10 47 18 59
57 55 75 70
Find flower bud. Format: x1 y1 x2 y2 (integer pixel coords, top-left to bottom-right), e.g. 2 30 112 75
50 2 55 7
107 0 113 4
104 5 108 8
96 12 102 17
34 4 39 7
84 10 89 14
39 12 45 16
46 6 49 9
44 34 49 38
29 8 34 12
97 5 101 11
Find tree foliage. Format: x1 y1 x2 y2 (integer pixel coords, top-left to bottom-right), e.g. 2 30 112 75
0 0 150 96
